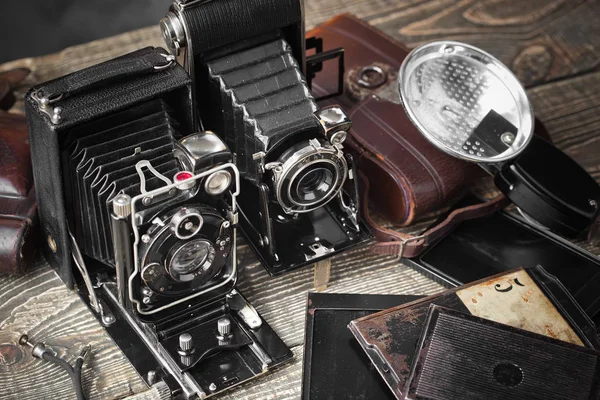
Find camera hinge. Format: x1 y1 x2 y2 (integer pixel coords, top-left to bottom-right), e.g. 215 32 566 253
337 154 361 231
227 290 262 330
31 90 63 125
227 210 239 226
252 152 267 174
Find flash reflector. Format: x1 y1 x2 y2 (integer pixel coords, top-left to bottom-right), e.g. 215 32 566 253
399 41 534 164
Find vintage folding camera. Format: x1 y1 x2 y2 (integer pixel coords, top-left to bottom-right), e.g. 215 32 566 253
160 0 371 275
25 47 292 399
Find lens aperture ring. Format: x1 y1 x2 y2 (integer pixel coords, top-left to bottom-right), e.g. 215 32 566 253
274 141 348 213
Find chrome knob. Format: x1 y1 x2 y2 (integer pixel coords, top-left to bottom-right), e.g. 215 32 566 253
160 12 186 56
178 333 193 352
112 194 132 218
217 318 231 338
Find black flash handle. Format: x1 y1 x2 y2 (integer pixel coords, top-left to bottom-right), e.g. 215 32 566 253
495 135 600 238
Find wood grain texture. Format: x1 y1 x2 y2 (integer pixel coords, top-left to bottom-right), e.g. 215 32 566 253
0 259 147 400
305 0 600 87
2 0 600 115
1 0 600 399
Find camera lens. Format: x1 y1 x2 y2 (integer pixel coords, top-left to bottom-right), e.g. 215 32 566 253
291 164 336 205
169 239 214 281
274 139 348 213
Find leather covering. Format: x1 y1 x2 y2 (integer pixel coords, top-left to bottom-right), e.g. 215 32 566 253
0 68 37 275
25 47 193 288
0 112 37 274
309 14 485 227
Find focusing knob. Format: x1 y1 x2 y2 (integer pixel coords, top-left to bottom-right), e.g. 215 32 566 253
178 333 194 353
112 194 132 218
217 318 232 338
160 12 186 56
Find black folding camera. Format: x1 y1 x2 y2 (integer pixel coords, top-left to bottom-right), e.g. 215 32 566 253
161 0 371 275
25 47 292 398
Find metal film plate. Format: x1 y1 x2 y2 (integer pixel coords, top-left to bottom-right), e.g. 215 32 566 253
398 41 534 163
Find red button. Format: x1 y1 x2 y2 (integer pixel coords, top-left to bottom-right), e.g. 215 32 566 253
175 171 193 181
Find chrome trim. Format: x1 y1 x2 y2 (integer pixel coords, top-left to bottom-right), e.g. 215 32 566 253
163 3 199 128
204 171 232 196
129 162 240 316
103 284 204 399
170 207 204 239
175 132 229 172
398 41 534 164
268 139 348 214
286 159 339 208
136 160 172 194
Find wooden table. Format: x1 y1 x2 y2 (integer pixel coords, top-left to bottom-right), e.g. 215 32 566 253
1 1 600 399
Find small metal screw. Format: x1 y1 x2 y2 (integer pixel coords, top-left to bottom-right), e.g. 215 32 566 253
209 383 217 392
444 45 454 53
19 335 33 347
142 197 152 206
51 107 62 124
222 221 231 229
103 315 115 324
501 132 516 145
142 234 151 244
590 199 598 209
185 222 194 231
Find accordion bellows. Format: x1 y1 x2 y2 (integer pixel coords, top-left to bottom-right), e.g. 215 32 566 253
60 99 181 264
207 38 320 181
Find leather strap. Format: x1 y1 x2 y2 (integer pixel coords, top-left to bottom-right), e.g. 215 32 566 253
360 170 509 258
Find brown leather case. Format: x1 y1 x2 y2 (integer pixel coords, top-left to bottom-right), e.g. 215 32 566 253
308 15 549 257
309 14 485 228
0 69 38 275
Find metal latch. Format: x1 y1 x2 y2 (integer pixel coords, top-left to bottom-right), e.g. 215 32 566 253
31 90 63 125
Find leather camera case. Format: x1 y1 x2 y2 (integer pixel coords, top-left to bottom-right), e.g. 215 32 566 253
25 47 194 288
309 15 549 244
0 68 37 275
0 112 37 275
309 15 484 228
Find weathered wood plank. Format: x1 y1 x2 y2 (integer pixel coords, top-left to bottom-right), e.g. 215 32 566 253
528 72 600 182
0 260 147 400
2 0 600 116
1 1 600 399
235 242 444 348
306 0 600 87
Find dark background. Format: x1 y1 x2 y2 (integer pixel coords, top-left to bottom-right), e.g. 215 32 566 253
0 0 170 63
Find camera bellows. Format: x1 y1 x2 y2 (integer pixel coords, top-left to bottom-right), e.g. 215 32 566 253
207 38 321 181
60 99 182 265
